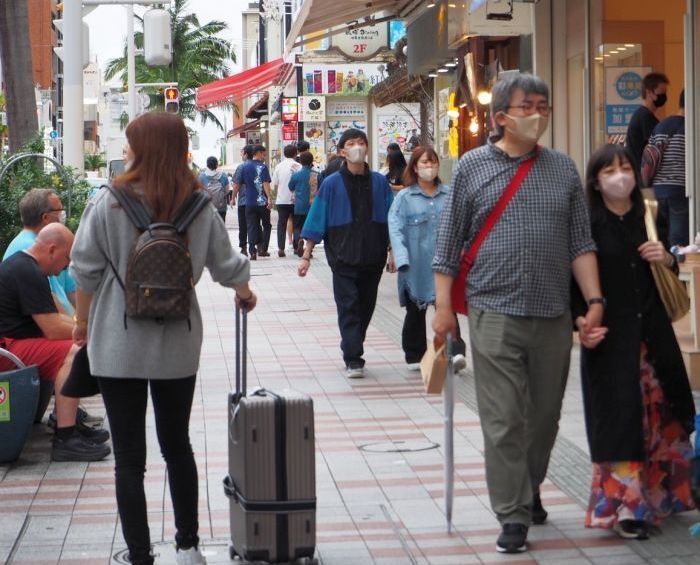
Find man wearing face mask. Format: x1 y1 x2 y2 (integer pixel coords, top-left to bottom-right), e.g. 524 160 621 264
298 128 394 379
432 73 604 554
625 72 669 173
3 188 76 316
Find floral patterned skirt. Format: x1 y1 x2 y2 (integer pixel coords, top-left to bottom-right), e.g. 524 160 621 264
585 344 696 528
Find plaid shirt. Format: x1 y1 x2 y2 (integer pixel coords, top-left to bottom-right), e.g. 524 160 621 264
433 142 596 318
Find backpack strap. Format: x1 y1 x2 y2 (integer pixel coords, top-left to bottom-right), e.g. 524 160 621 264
107 186 152 230
173 191 212 233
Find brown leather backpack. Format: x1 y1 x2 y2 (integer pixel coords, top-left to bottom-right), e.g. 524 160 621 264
106 187 211 325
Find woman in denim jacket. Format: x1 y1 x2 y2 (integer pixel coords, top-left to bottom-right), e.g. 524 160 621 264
389 146 467 371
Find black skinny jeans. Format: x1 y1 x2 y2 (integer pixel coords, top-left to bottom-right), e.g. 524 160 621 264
292 213 307 251
237 206 247 250
97 375 199 565
246 206 271 254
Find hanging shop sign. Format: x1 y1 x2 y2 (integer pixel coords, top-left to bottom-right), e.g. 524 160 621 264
303 122 326 167
605 66 652 135
246 130 262 145
281 97 298 121
298 96 326 122
332 24 388 58
282 121 298 141
302 64 383 96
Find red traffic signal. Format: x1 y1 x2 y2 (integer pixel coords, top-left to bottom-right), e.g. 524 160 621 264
164 87 179 114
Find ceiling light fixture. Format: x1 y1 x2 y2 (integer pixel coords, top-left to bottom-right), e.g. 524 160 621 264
624 43 635 47
477 90 492 105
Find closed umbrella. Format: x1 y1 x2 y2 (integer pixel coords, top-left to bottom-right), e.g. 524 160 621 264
444 335 455 533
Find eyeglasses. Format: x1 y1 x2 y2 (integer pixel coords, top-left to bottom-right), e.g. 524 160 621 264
507 103 552 116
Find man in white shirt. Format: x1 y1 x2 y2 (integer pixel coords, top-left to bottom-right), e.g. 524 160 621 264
272 144 301 257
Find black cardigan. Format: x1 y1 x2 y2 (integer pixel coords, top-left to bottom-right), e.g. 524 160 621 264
573 206 696 462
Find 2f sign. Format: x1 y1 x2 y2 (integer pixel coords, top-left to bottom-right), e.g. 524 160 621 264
353 44 367 54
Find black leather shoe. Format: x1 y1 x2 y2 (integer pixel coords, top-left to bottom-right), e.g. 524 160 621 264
77 421 110 444
532 492 548 525
52 432 111 462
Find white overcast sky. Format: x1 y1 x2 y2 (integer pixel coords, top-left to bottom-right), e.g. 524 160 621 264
84 0 244 163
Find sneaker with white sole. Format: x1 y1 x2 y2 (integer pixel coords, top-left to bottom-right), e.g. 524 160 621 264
346 366 365 378
452 354 467 373
175 546 207 564
406 362 421 371
496 523 528 553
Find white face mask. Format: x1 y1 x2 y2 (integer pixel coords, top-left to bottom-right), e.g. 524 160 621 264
599 171 636 200
504 113 549 143
344 145 367 164
417 167 439 182
58 210 67 225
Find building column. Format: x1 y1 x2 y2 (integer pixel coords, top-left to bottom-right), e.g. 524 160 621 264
686 0 700 238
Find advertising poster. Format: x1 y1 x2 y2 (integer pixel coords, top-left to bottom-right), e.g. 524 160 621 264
327 100 366 118
389 20 406 48
327 120 367 154
301 64 383 96
282 122 298 141
303 122 326 167
605 66 652 135
281 97 298 121
298 96 326 122
376 106 420 160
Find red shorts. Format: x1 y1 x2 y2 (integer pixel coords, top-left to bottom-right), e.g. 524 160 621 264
0 337 73 382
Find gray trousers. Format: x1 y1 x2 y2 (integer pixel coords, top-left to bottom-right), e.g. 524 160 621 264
468 307 572 526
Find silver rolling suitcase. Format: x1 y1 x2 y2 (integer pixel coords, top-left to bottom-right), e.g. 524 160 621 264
224 307 317 563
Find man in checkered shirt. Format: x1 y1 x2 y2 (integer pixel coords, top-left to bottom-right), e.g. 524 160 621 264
432 73 606 554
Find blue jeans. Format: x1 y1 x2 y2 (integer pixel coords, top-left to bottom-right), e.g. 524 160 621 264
656 194 689 247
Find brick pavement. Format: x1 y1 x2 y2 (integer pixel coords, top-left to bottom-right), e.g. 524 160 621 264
1 219 699 564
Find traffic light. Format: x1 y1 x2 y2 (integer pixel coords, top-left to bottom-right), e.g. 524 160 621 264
164 87 179 114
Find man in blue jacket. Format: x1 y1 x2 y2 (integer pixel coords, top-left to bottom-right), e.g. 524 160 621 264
298 129 394 378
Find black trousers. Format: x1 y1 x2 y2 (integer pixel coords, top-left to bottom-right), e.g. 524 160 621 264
276 204 295 250
245 206 271 254
292 214 307 251
237 206 247 249
332 267 383 368
218 209 226 223
97 375 199 565
402 297 466 363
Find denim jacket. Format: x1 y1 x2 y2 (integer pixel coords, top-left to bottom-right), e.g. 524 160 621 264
388 183 450 307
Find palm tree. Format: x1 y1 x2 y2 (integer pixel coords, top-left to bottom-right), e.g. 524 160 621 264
104 0 237 130
84 152 107 172
0 0 39 152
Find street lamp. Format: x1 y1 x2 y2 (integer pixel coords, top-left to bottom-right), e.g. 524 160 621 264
62 0 171 174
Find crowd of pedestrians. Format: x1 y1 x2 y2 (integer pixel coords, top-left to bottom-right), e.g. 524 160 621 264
0 69 697 563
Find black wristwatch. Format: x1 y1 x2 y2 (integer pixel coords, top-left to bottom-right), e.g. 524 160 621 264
587 297 606 308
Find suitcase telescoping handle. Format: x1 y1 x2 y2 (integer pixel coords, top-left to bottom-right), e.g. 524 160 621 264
235 305 247 398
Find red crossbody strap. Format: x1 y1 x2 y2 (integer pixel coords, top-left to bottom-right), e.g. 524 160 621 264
464 153 537 265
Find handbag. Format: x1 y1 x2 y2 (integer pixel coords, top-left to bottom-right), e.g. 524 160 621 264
420 337 447 394
60 346 100 398
451 152 538 315
643 199 690 322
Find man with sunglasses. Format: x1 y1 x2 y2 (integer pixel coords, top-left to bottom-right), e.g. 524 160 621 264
432 73 604 554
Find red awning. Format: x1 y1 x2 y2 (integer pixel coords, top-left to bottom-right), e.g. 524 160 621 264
195 58 293 110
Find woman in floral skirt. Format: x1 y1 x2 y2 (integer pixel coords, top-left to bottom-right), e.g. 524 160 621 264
574 144 696 540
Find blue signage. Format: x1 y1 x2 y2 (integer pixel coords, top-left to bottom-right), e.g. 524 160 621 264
615 72 643 101
49 130 58 139
605 104 639 134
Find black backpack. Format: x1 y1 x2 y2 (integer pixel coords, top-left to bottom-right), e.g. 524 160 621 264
106 187 211 325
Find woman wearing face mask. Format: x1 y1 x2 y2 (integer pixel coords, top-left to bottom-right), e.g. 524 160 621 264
388 147 467 372
574 144 695 540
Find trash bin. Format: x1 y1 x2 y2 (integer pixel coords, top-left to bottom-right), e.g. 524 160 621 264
0 348 40 463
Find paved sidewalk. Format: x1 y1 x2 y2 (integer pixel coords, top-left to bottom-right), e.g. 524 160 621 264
1 222 699 564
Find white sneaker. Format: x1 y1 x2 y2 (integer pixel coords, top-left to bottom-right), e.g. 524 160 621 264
406 362 421 371
453 354 467 373
346 366 365 378
176 547 207 564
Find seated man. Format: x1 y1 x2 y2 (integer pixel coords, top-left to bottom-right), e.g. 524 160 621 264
0 223 110 461
3 188 76 315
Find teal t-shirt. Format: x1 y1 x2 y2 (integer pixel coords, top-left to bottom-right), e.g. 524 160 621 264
2 230 76 315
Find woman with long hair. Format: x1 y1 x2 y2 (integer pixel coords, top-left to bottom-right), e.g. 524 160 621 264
576 144 695 540
70 112 256 565
385 149 408 192
388 146 467 372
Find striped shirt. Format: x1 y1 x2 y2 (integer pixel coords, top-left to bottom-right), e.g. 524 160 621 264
433 141 596 318
648 115 685 190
